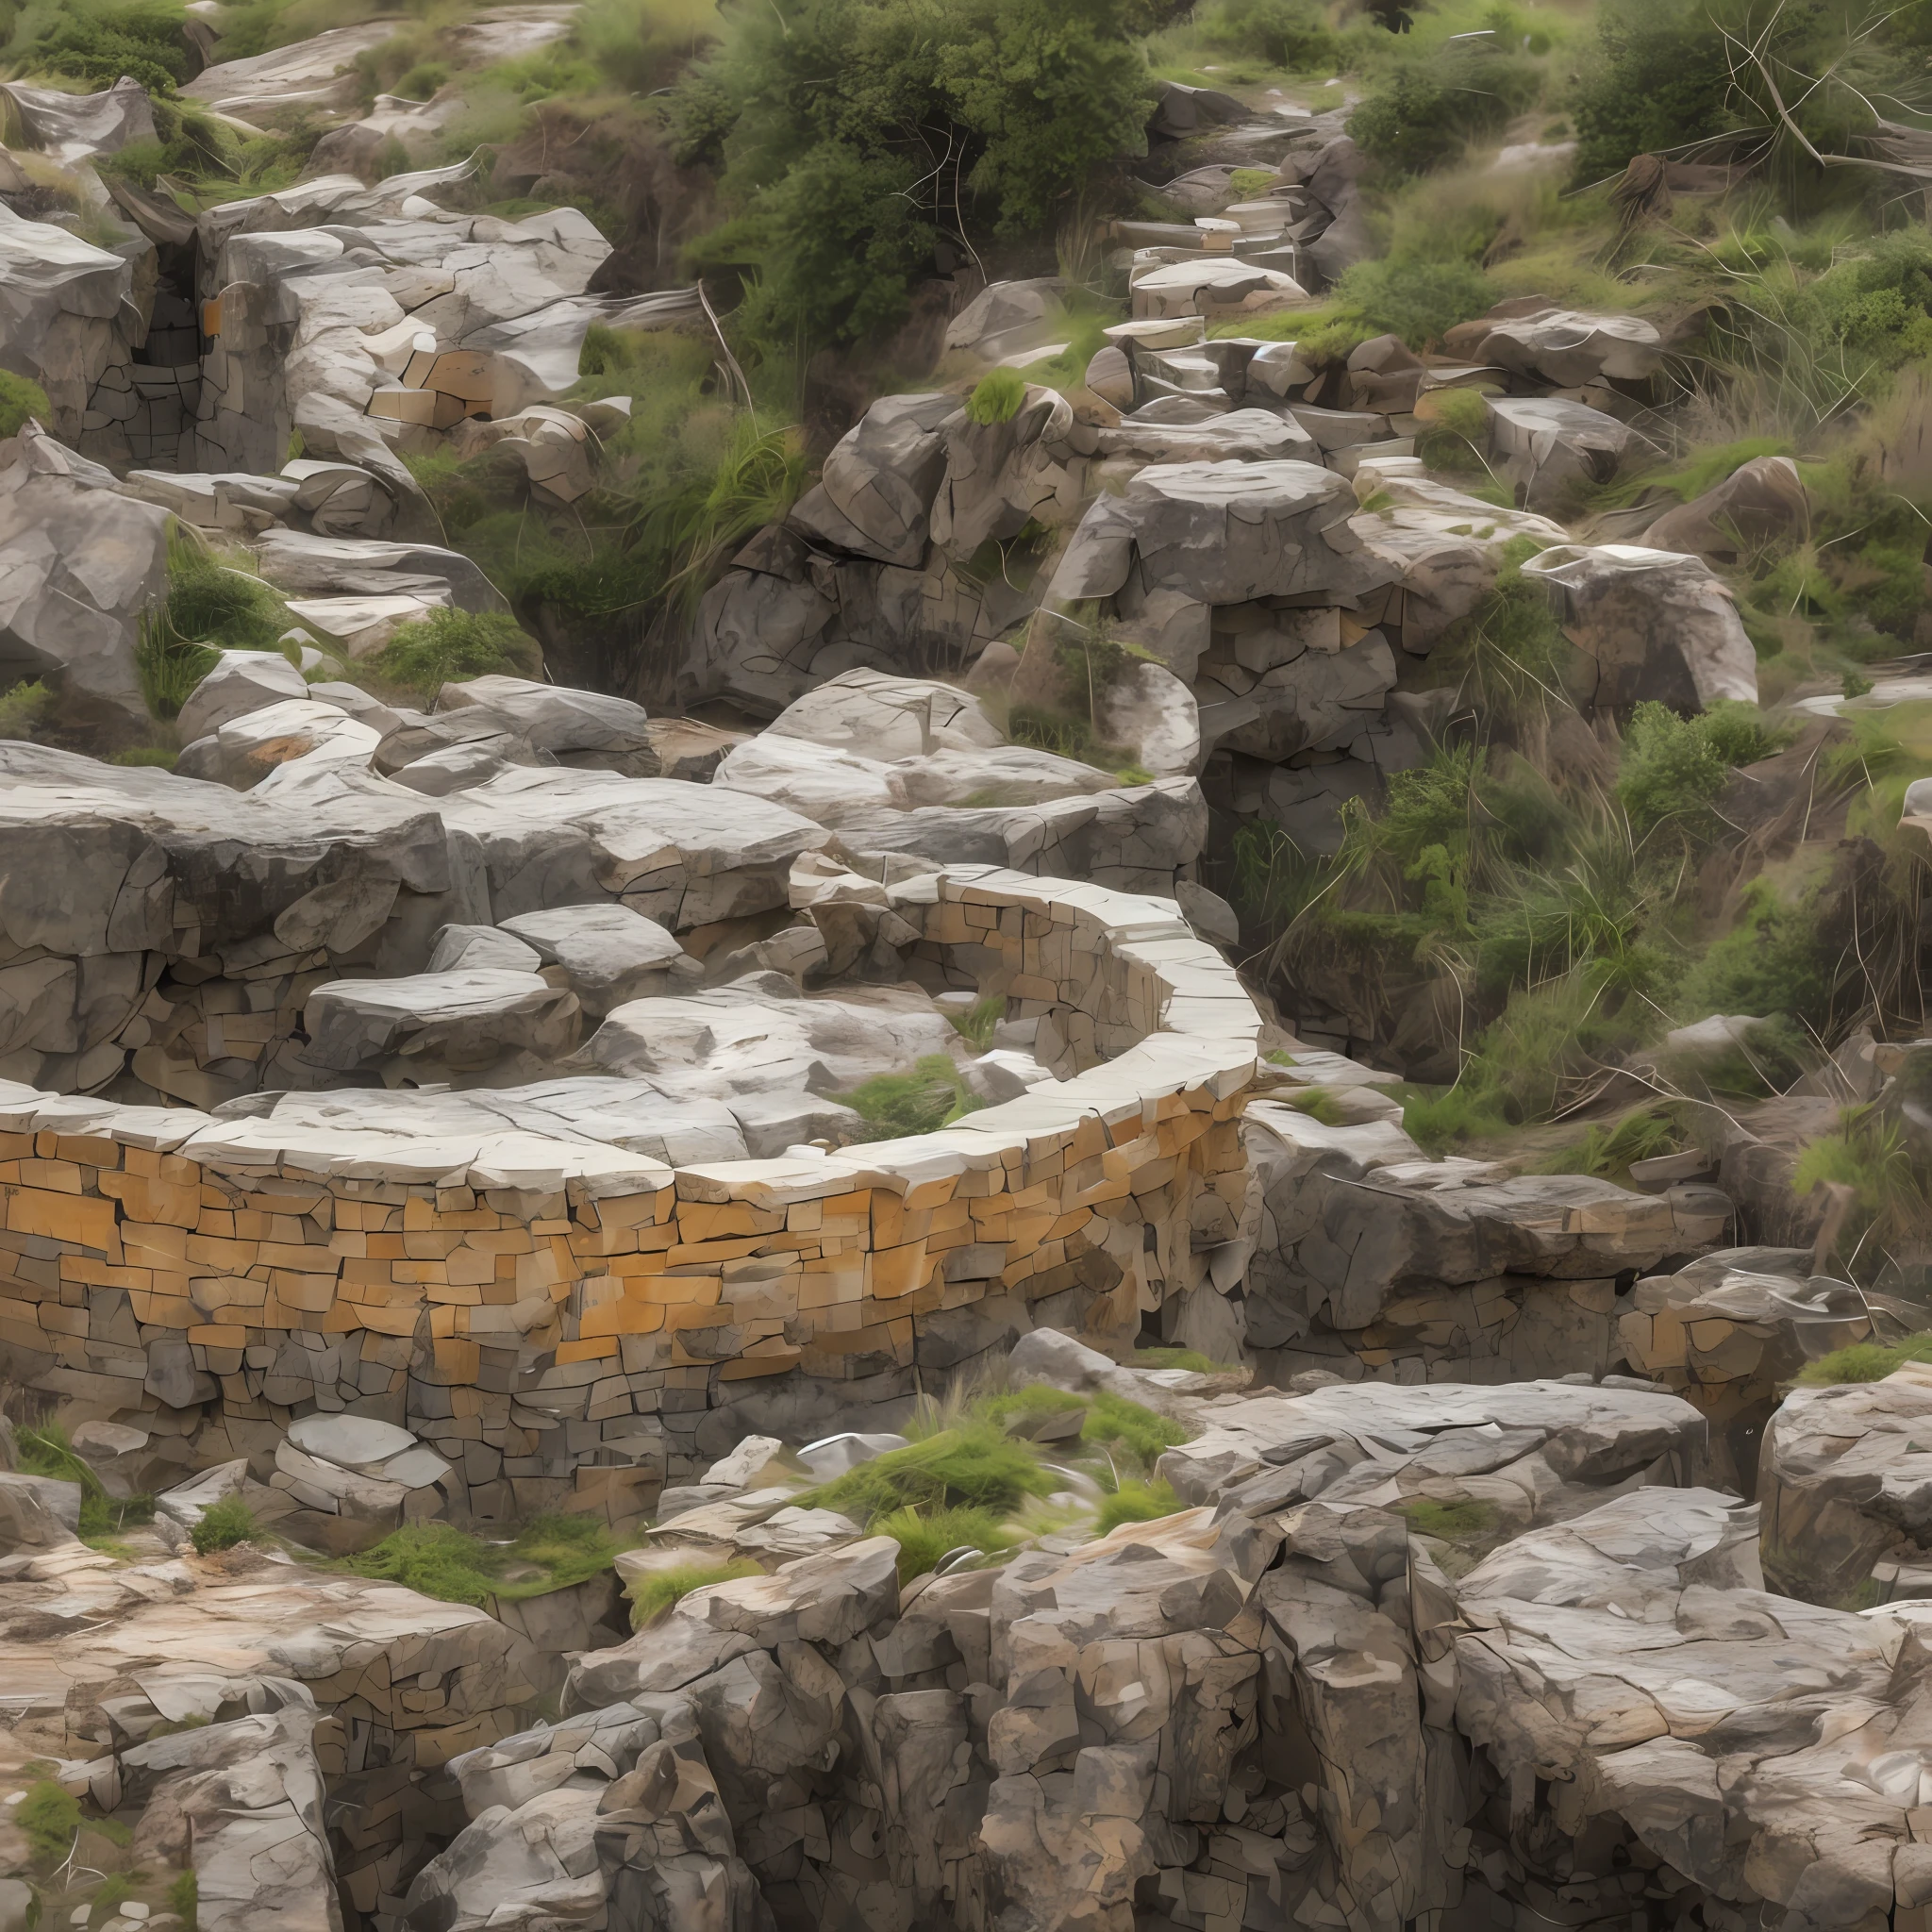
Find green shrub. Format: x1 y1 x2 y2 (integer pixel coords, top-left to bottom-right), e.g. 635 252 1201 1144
964 369 1026 425
945 994 1005 1051
1094 1478 1181 1534
90 1876 135 1925
1132 1347 1233 1373
110 747 179 769
17 1779 80 1864
169 1870 199 1932
839 1056 983 1141
1568 0 1734 185
192 1495 258 1554
364 609 541 696
675 0 1158 346
1677 876 1835 1030
1616 701 1787 841
626 1557 760 1625
1203 0 1340 71
1799 1334 1932 1385
8 0 194 97
347 1515 619 1604
1396 1497 1499 1542
0 679 51 742
0 370 50 439
396 59 449 98
1083 1391 1191 1468
1335 256 1495 350
1347 48 1537 178
802 1420 1062 1522
873 1503 1018 1579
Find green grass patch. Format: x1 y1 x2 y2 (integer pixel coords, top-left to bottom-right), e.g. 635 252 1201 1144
944 994 1005 1052
839 1055 983 1141
168 1871 198 1931
89 1875 136 1925
1528 1107 1682 1178
191 1495 258 1554
626 1557 759 1625
345 1514 621 1604
802 1420 1061 1522
137 531 292 720
1282 1087 1346 1125
0 370 50 440
975 1384 1089 1432
1083 1391 1191 1468
1132 1347 1234 1374
873 1503 1019 1580
363 608 542 699
965 368 1026 425
1094 1478 1182 1535
1798 1334 1932 1385
1396 1497 1499 1542
18 1779 80 1864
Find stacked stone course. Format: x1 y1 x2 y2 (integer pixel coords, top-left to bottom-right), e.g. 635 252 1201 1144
0 867 1259 1515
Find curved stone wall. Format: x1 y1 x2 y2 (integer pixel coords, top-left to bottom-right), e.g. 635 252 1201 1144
0 865 1259 1524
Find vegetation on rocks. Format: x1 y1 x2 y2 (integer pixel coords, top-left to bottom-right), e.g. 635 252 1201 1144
190 1496 258 1554
345 1515 625 1604
363 609 543 698
0 370 48 440
625 1557 760 1625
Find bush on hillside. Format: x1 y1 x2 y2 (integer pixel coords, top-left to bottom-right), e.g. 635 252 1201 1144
365 608 541 695
677 0 1158 345
1348 46 1539 176
0 370 49 440
1203 0 1340 70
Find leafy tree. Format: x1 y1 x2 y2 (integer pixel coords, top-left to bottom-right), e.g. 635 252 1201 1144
1203 0 1340 71
1569 0 1735 184
1347 45 1539 175
678 0 1157 344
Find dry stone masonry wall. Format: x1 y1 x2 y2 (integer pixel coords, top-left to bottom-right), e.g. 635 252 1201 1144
0 866 1257 1509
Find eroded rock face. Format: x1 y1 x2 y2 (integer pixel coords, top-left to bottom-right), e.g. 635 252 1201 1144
1242 1102 1732 1378
0 425 171 717
1622 1249 1872 1490
1524 542 1758 713
1761 1364 1932 1602
391 1362 1932 1932
1453 1487 1919 1932
0 205 144 455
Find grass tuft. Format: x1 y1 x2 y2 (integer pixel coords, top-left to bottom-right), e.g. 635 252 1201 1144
1798 1334 1932 1385
191 1495 258 1555
964 368 1027 425
18 1779 80 1864
873 1504 1019 1580
345 1514 620 1604
626 1557 760 1625
1094 1479 1181 1535
839 1056 983 1141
